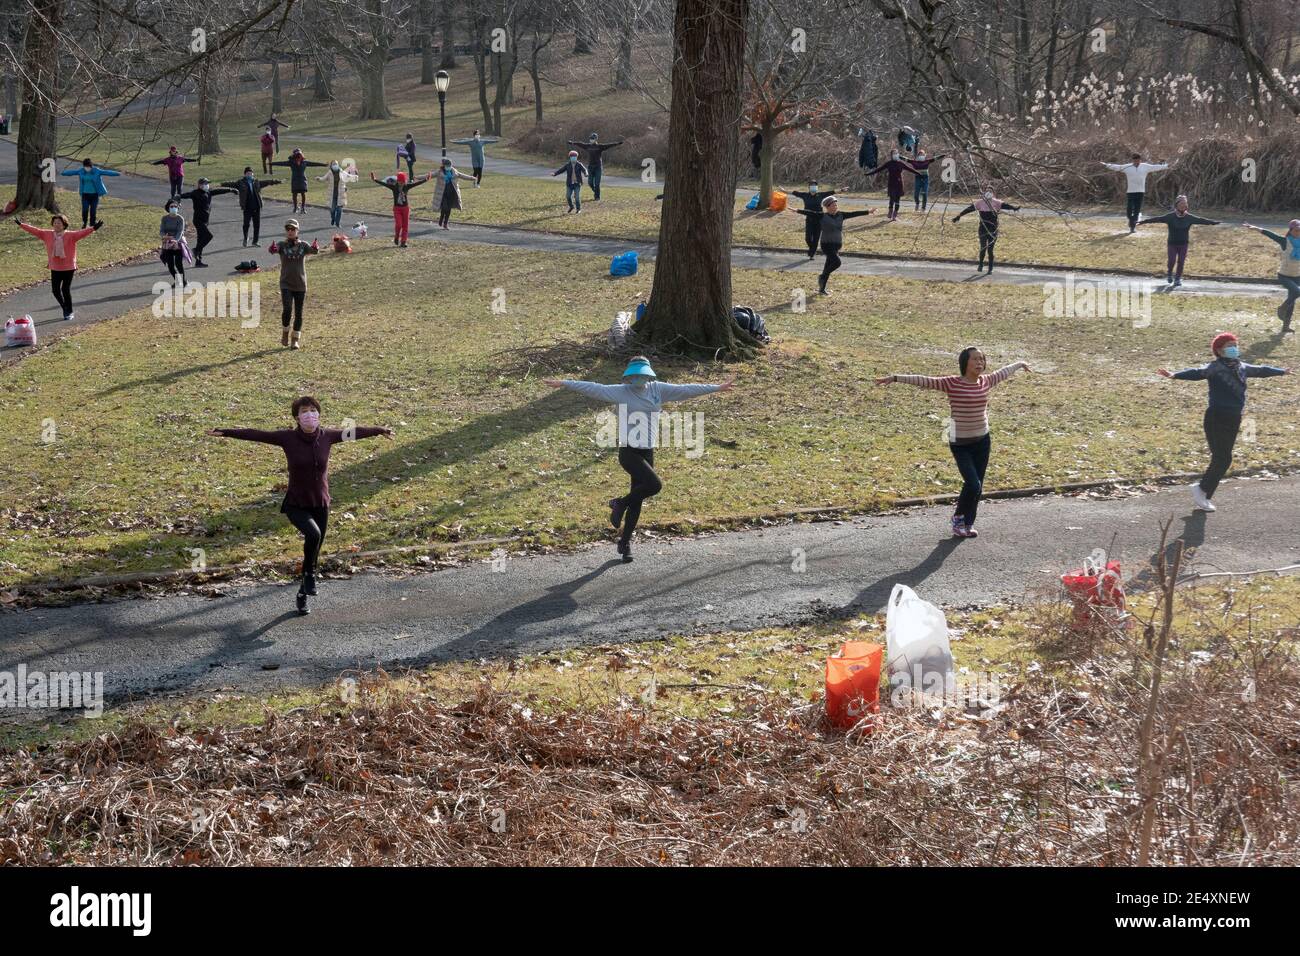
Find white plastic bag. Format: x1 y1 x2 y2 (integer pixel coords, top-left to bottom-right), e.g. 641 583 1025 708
884 583 954 703
609 311 632 350
5 314 36 348
351 221 368 239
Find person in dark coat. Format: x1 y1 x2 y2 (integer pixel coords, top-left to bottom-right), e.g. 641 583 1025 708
790 181 837 258
857 128 878 170
178 177 238 267
271 147 328 214
221 167 282 246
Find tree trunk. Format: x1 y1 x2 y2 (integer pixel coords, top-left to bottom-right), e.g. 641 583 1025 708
15 0 62 214
198 61 223 154
757 119 775 207
271 60 283 113
637 0 753 359
530 45 543 124
473 17 494 132
573 17 596 54
313 56 335 102
420 0 436 83
4 72 16 121
357 49 392 119
439 0 457 68
615 13 635 89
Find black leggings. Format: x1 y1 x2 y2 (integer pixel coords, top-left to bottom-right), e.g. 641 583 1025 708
439 193 454 227
195 221 213 260
887 192 901 218
50 269 75 317
242 207 261 244
1126 192 1144 230
819 241 842 290
281 289 305 331
949 433 992 527
284 505 329 580
162 248 186 283
803 216 821 256
615 446 662 544
978 225 998 270
80 193 99 228
1200 408 1241 499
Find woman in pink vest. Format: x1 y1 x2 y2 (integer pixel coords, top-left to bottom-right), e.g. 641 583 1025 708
12 213 103 321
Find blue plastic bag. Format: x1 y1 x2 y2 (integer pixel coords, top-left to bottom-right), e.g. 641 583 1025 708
636 301 647 322
745 193 760 210
610 251 639 277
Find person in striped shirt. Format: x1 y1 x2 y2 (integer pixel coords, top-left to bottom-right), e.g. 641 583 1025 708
877 348 1031 537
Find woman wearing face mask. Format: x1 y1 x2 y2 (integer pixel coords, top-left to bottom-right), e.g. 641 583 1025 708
952 189 1021 274
864 149 919 221
268 219 319 349
178 178 237 268
877 348 1031 538
12 213 103 321
790 181 837 259
1157 333 1289 512
61 158 119 228
401 133 417 179
150 145 199 200
543 358 735 562
318 160 359 229
790 195 874 294
1242 219 1300 332
906 149 946 212
222 167 282 247
159 200 190 287
451 130 501 186
434 158 477 229
208 396 395 614
552 150 589 213
370 169 431 246
271 147 328 215
1137 195 1219 287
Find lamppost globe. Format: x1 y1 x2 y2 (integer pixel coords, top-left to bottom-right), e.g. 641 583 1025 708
435 70 450 94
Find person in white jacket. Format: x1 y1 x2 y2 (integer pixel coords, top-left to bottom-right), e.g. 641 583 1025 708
544 357 734 562
317 159 359 228
1101 154 1169 233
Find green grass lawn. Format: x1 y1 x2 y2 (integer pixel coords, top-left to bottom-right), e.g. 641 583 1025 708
0 186 171 295
1 237 1296 586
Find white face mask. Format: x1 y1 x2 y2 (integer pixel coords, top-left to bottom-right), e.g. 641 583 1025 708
201 184 210 192
331 162 340 172
983 192 994 202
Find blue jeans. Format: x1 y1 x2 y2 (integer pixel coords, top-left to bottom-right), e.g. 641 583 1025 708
949 433 991 527
913 175 929 208
1278 273 1300 321
589 166 603 199
566 182 582 211
80 193 100 227
330 205 343 227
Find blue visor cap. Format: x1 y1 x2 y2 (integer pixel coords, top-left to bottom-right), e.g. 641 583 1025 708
622 359 657 378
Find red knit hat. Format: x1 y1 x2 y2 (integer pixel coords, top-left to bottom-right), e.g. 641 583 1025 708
1210 332 1238 354
396 170 407 184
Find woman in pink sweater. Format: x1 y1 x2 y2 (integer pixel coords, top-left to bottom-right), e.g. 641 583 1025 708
12 213 102 321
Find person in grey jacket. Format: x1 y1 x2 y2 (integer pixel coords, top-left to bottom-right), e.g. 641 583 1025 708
553 151 589 213
451 130 500 185
544 357 734 561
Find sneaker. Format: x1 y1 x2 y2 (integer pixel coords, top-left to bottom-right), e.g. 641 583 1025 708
951 516 969 538
1165 274 1173 284
1173 277 1182 288
303 573 317 596
64 312 74 321
1190 482 1216 512
194 261 208 268
616 540 633 563
964 526 979 538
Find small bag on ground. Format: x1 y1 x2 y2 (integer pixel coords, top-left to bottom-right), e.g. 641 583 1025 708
4 314 36 347
732 306 770 343
332 233 352 253
885 583 955 703
610 251 638 277
825 641 883 729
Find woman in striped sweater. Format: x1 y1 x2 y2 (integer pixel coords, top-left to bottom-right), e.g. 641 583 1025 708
877 347 1030 537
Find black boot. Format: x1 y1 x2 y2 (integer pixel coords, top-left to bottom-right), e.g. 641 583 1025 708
609 497 627 529
617 539 633 563
296 592 309 615
303 572 317 596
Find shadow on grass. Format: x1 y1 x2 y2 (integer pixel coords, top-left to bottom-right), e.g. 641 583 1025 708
92 349 282 400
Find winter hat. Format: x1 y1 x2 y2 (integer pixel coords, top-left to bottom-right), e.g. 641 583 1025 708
568 150 579 159
197 177 210 185
292 147 303 157
820 195 837 209
285 218 300 230
1289 219 1300 231
396 171 407 184
589 132 598 141
1210 332 1238 355
622 356 657 379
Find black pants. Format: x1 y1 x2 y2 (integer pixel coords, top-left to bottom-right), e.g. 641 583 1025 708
804 216 821 256
281 289 305 331
242 207 261 244
162 248 186 283
615 446 662 544
1126 192 1144 230
473 165 483 184
887 192 901 218
80 193 99 228
819 240 842 290
169 175 183 199
949 433 992 527
439 192 454 228
978 225 998 270
1200 408 1241 499
50 269 75 317
284 505 329 581
194 220 213 261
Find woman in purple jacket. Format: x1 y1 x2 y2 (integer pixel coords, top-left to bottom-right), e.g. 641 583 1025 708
208 396 394 614
151 145 199 199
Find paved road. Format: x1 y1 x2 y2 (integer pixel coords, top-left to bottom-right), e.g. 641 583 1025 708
0 137 1284 364
2 475 1296 701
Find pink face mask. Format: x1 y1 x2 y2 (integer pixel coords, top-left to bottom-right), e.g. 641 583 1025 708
298 410 320 429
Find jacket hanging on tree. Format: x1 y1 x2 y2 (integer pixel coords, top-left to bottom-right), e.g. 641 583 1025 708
858 130 878 170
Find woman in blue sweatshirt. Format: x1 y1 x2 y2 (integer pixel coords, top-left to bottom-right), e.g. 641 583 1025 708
544 357 734 562
62 159 120 228
1157 332 1289 511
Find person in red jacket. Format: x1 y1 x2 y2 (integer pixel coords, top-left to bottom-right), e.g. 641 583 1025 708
259 128 276 174
369 169 430 246
208 395 394 614
12 213 103 321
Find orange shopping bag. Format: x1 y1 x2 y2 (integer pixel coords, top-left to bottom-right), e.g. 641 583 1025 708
825 641 882 730
770 190 788 212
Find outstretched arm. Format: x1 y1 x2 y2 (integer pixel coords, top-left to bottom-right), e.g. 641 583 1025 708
1244 363 1290 378
840 209 873 220
1244 224 1289 248
879 373 952 390
986 362 1030 387
543 379 628 402
1000 202 1021 212
1159 364 1209 380
656 381 733 401
328 426 395 443
1136 213 1170 227
207 428 288 445
952 205 976 221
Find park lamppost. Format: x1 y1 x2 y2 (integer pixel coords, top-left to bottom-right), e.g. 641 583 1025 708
435 70 450 161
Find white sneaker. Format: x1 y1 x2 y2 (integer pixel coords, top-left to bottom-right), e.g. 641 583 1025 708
1190 482 1216 512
